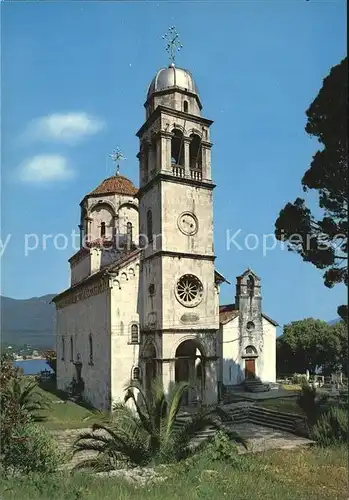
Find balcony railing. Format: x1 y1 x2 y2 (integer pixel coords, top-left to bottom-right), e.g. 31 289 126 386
172 164 185 178
190 169 202 181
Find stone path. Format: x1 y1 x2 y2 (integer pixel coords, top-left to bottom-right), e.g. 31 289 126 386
50 422 313 470
232 423 313 453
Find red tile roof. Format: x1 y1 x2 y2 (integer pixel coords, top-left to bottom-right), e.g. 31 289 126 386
219 304 239 324
88 175 138 197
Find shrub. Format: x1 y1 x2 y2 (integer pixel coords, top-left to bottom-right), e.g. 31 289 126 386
1 423 63 473
202 431 252 471
312 407 349 446
292 373 308 385
297 382 328 427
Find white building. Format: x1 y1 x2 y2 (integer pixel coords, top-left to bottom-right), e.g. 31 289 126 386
53 63 277 410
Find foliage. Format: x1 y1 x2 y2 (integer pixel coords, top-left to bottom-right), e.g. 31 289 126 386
292 373 308 385
274 57 348 322
73 378 245 470
0 353 50 466
0 446 348 500
1 422 63 474
277 318 348 375
44 350 57 377
296 383 323 427
0 354 31 449
312 406 349 446
203 431 248 467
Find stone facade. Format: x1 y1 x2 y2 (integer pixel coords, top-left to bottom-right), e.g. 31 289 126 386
53 64 277 410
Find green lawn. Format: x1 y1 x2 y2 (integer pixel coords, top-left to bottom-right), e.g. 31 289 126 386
1 446 347 500
35 382 101 430
255 396 303 414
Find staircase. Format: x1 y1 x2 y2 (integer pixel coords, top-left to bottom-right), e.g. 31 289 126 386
244 379 270 393
223 404 308 437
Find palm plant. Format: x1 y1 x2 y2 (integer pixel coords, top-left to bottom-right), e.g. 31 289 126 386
3 377 50 421
73 378 245 471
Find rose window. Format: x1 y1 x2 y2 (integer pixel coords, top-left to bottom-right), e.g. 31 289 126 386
175 274 203 307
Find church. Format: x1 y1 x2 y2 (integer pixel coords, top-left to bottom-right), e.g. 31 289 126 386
53 51 277 410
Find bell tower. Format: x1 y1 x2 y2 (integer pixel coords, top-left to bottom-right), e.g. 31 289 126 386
136 28 218 404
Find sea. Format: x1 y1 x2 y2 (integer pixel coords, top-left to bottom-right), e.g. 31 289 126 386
15 359 53 375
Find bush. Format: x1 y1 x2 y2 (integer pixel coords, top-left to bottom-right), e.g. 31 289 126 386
1 423 63 474
292 373 308 385
312 407 349 446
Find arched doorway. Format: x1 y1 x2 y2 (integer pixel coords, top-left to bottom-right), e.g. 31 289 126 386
243 345 258 380
175 339 205 406
143 342 157 394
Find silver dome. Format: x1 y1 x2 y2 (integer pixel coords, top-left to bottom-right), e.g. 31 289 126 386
147 65 199 100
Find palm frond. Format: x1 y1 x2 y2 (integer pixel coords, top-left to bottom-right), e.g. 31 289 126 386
163 381 190 442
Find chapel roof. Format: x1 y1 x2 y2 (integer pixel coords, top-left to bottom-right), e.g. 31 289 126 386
219 304 239 324
87 174 138 197
219 304 279 327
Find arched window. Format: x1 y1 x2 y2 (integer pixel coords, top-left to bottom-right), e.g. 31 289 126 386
147 209 153 242
247 276 254 297
245 345 257 356
131 324 139 344
126 222 133 248
70 336 74 362
100 222 106 238
183 100 189 112
171 129 184 166
189 133 202 170
89 334 93 365
132 366 141 381
61 337 65 361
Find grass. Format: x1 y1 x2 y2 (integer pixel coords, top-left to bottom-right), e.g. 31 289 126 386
1 446 347 500
35 382 101 430
255 396 303 414
281 384 302 391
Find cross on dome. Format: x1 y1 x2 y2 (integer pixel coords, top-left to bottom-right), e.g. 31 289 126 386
109 147 126 176
162 26 183 66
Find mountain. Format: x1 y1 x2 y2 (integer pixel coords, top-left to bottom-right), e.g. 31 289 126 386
0 294 56 349
328 318 341 325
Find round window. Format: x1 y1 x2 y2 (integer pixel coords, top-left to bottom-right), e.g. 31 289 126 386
246 321 255 331
175 274 203 307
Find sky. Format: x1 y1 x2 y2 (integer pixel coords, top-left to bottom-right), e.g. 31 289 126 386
1 0 347 331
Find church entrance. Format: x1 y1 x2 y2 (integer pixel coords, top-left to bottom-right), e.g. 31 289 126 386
245 359 256 380
175 339 204 406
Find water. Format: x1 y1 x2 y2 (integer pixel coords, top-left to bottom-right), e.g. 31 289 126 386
15 359 53 375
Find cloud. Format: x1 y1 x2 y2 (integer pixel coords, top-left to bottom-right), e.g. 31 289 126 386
18 155 75 184
24 112 105 144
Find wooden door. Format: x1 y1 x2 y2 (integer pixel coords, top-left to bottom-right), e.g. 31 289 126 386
245 359 256 380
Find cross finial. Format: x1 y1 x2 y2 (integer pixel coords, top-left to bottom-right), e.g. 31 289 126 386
109 148 126 176
162 26 183 65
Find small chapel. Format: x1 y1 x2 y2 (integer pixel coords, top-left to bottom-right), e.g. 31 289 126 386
53 37 277 410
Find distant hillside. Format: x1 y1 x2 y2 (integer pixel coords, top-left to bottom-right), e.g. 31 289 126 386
0 294 56 349
328 318 341 325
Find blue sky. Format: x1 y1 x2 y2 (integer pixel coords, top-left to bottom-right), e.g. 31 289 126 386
1 1 346 330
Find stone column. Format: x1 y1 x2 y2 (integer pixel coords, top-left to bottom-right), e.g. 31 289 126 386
184 138 191 176
113 215 119 250
160 132 172 172
85 217 92 242
203 359 218 405
78 224 84 248
162 359 175 394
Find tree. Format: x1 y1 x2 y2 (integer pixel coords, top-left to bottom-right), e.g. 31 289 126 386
44 349 56 377
73 378 245 471
274 58 348 322
0 354 49 457
277 318 348 376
